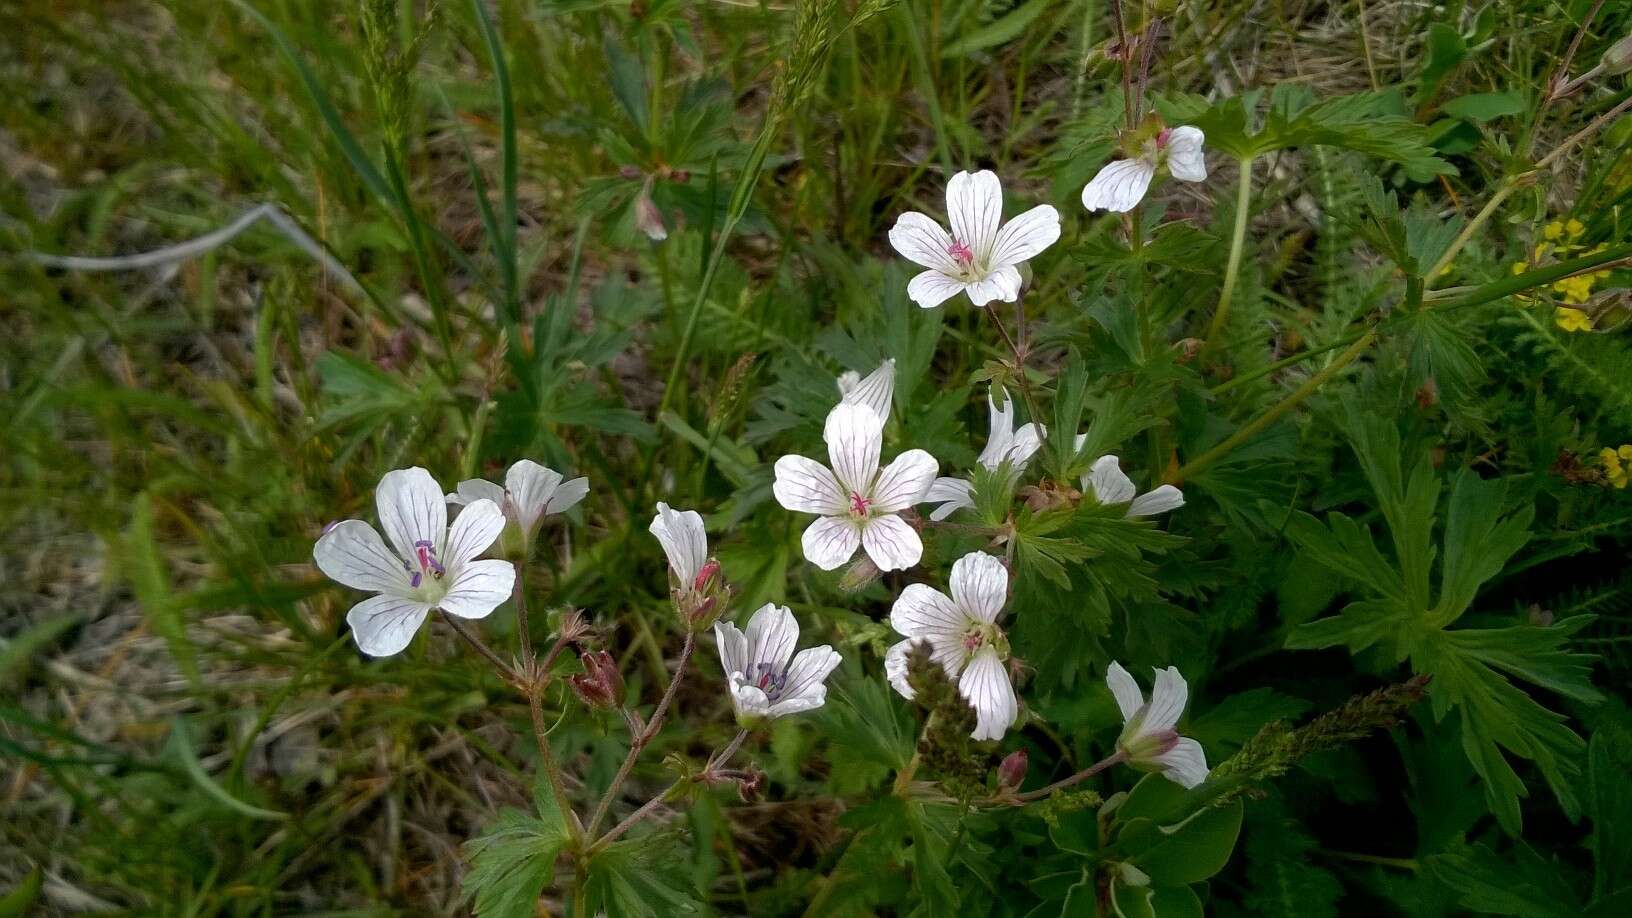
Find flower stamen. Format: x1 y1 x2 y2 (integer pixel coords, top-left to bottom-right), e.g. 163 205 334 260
848 491 873 518
406 539 445 588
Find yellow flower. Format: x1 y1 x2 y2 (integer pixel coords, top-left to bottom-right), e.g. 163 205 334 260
1556 307 1594 332
1566 218 1586 238
1511 261 1528 275
1604 447 1631 489
1533 242 1553 262
1543 221 1564 241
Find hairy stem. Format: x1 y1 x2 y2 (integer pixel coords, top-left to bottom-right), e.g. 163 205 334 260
585 632 697 837
512 561 533 666
591 727 751 851
1015 750 1126 803
442 613 516 681
983 304 1046 430
1202 155 1255 355
1171 330 1377 483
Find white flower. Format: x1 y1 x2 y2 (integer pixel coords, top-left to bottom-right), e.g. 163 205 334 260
889 170 1061 309
447 460 588 553
316 467 516 657
922 387 1045 521
837 358 896 423
650 502 708 588
773 402 938 572
1081 125 1208 213
1082 454 1184 518
715 603 842 721
885 552 1019 741
1106 661 1209 788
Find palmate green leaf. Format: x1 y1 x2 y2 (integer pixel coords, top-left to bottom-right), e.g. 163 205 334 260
461 808 568 917
1425 840 1582 917
1412 621 1599 829
1286 419 1597 832
816 677 915 792
1239 800 1342 918
583 833 702 917
1588 729 1632 901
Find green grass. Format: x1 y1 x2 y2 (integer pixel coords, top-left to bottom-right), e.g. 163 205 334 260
4 0 1632 914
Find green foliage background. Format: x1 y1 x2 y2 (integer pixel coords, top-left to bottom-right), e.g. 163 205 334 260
4 0 1632 914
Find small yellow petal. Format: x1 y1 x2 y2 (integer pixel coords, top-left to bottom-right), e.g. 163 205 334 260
1566 218 1585 237
1544 222 1564 240
1556 307 1594 331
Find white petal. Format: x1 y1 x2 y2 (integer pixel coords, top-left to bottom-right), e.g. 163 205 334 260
963 263 1021 306
885 639 917 699
959 646 1018 741
442 498 505 569
800 515 862 570
888 211 960 273
949 551 1008 624
438 558 515 619
1085 455 1137 505
448 479 505 508
377 467 448 560
921 477 975 521
1144 666 1189 733
1006 424 1045 467
947 170 1004 260
730 677 772 717
839 359 896 423
988 204 1060 268
314 520 410 594
1155 737 1209 788
774 645 841 714
346 594 432 657
824 402 883 494
976 390 1017 470
1128 485 1184 518
773 455 848 515
504 460 564 532
860 514 923 571
870 449 938 512
1105 661 1144 723
1165 126 1208 182
714 621 748 678
650 502 708 584
744 603 800 673
1081 159 1155 213
890 582 969 640
906 270 968 309
545 477 589 515
766 692 827 718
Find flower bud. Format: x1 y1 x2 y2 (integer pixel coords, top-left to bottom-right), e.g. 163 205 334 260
619 164 643 179
568 650 624 710
693 558 721 594
737 768 766 803
1603 33 1632 76
838 556 881 593
635 193 668 241
997 749 1028 791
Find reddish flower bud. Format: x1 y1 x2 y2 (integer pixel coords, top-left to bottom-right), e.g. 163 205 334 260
618 164 643 179
635 193 668 241
693 558 721 593
568 650 624 710
997 749 1029 791
737 768 766 803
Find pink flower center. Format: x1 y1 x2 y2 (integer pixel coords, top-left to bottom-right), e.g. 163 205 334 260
848 492 873 517
406 539 445 589
1155 128 1172 150
963 632 983 652
947 240 975 265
